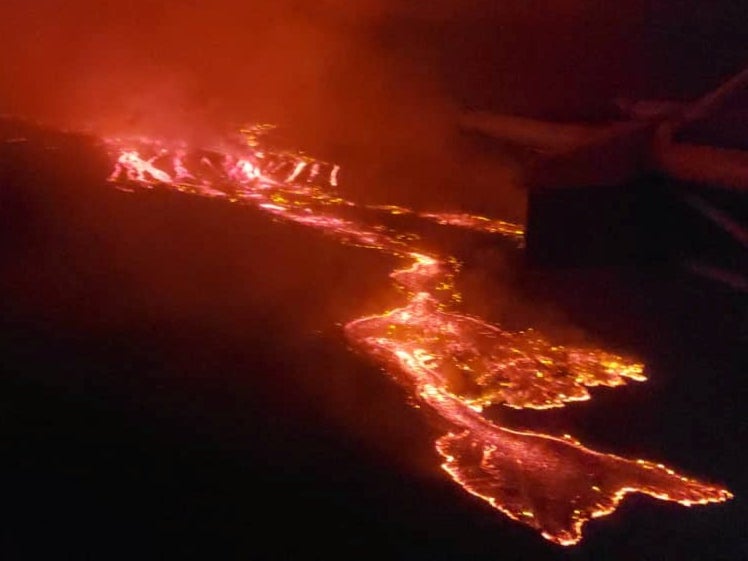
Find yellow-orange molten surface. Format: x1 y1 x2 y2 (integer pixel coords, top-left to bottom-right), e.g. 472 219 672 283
106 130 731 546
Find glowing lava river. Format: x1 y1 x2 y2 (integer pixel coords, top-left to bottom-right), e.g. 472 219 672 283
105 127 731 546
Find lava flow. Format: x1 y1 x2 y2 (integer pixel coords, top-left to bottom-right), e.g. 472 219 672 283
105 129 732 546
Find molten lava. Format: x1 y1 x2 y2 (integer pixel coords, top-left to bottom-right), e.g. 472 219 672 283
105 130 732 546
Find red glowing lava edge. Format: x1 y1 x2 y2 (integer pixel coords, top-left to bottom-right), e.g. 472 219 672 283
105 129 732 546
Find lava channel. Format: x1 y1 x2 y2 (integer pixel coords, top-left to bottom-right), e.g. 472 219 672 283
106 130 732 546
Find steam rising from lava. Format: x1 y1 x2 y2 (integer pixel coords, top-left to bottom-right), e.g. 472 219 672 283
106 130 732 546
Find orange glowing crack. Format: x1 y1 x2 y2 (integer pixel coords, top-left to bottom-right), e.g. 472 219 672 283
106 130 732 546
420 211 526 240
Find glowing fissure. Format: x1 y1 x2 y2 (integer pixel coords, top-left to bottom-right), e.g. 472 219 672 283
106 131 731 546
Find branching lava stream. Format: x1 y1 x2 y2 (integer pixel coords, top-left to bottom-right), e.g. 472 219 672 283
105 128 731 546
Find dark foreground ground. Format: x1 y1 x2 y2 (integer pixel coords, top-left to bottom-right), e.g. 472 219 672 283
0 123 745 560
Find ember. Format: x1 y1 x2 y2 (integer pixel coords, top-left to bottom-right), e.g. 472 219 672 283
106 130 732 546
